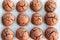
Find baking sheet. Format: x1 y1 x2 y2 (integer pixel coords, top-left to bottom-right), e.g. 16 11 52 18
0 0 60 40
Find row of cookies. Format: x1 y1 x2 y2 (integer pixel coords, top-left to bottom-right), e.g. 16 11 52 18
2 12 58 27
44 0 58 40
2 0 56 12
1 27 58 40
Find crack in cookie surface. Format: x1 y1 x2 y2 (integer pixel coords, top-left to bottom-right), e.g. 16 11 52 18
45 0 56 12
30 27 43 40
2 28 14 40
16 28 28 40
16 0 28 12
45 27 58 40
3 0 14 11
32 13 42 25
45 12 58 26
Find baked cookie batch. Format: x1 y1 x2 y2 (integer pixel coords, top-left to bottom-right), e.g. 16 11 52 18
1 0 59 40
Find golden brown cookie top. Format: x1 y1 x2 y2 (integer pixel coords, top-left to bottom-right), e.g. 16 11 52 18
2 13 15 26
17 13 30 26
16 0 28 12
2 0 14 12
31 13 42 25
30 0 42 12
45 27 58 40
45 0 57 12
1 28 14 40
16 28 29 40
30 27 43 40
45 12 58 26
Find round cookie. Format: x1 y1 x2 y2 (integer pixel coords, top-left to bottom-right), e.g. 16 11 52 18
45 0 57 12
30 27 43 40
17 13 30 26
31 13 42 25
44 12 58 26
1 28 14 40
16 0 28 12
30 0 42 12
45 27 58 40
16 28 29 40
2 13 15 26
2 0 14 12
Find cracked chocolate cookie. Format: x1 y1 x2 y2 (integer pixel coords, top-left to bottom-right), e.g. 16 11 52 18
2 0 14 12
31 13 42 25
45 0 57 12
16 0 28 12
30 0 42 12
30 27 43 40
45 12 58 26
1 28 14 40
17 13 30 26
16 28 29 40
45 27 58 40
2 13 15 26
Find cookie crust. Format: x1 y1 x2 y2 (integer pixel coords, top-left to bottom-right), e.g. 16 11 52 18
45 0 57 12
30 0 42 12
16 0 28 12
31 13 42 25
30 27 43 40
45 27 58 40
16 28 29 40
17 14 30 26
1 28 14 40
2 13 15 26
45 12 58 26
2 0 14 12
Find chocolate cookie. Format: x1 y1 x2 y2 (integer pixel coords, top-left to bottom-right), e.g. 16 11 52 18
2 0 14 12
16 0 28 12
45 0 57 12
30 0 42 12
1 28 14 40
45 12 58 26
30 27 43 40
31 13 42 25
2 13 15 26
17 13 30 26
16 28 29 40
45 27 58 40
